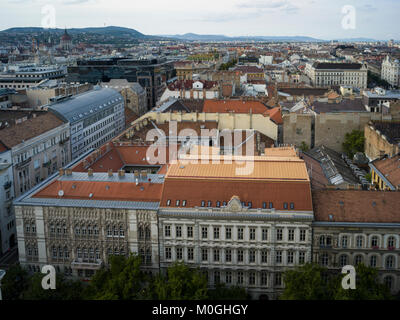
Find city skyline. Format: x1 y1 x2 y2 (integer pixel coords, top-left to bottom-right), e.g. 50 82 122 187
1 0 400 40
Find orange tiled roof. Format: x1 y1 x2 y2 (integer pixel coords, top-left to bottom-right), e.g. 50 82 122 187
34 180 163 202
265 107 283 124
372 154 400 188
203 100 269 114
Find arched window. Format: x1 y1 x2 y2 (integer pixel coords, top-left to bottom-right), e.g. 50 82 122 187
64 247 69 258
319 236 325 247
77 247 82 259
50 224 55 234
356 235 363 248
119 226 125 237
354 255 363 265
370 255 377 268
146 249 152 265
339 255 348 267
385 255 395 269
371 236 379 248
95 248 100 260
138 225 144 240
57 224 62 234
145 226 151 240
52 246 57 259
387 236 396 248
58 246 63 258
326 236 332 247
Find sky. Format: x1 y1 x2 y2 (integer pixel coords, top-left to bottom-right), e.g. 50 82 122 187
1 0 399 40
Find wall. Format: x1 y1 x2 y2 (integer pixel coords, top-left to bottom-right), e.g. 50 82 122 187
283 113 312 148
364 123 399 160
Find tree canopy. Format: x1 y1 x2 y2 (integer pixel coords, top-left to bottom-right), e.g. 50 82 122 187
342 130 365 159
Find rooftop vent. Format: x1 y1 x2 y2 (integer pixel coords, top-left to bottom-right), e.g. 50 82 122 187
58 190 64 197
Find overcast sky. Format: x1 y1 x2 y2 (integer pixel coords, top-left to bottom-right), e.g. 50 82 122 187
1 0 399 40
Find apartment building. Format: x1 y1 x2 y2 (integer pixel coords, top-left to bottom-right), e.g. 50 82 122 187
48 87 125 160
0 110 70 198
381 55 400 88
307 62 368 89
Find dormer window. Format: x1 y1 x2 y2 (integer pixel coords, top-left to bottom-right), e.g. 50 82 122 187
284 202 288 209
262 202 267 209
248 202 252 208
166 199 171 206
207 201 212 207
176 200 180 207
216 201 221 208
223 201 227 206
290 202 294 209
269 202 273 209
201 200 205 207
182 200 186 207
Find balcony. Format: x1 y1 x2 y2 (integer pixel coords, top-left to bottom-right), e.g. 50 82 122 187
3 181 11 190
71 259 102 270
388 246 395 251
372 246 379 250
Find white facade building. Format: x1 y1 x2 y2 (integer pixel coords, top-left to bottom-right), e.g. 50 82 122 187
381 55 400 88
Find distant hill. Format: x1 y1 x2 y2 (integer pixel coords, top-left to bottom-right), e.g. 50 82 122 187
161 33 325 42
0 26 150 39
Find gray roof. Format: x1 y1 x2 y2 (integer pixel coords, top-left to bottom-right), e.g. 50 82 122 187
311 99 367 113
48 87 123 123
363 90 400 99
59 172 165 184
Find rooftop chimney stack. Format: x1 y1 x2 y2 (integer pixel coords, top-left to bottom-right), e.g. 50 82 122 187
118 170 125 178
59 168 65 176
108 169 113 177
141 171 148 179
88 168 93 177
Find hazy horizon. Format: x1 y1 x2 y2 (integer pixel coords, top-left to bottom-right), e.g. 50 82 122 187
2 0 399 40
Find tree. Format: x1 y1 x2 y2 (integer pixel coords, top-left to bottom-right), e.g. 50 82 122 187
208 283 248 300
332 264 393 300
1 264 29 300
21 272 84 300
84 254 152 300
151 262 208 300
342 130 365 159
299 141 309 152
280 262 394 300
280 263 334 300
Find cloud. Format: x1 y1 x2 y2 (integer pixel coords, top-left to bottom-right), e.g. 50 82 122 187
236 0 299 14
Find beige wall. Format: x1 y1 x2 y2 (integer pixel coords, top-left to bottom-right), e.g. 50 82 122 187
283 113 312 148
365 123 399 160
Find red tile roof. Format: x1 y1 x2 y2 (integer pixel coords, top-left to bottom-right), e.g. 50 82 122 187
203 100 269 114
371 154 400 188
313 190 400 223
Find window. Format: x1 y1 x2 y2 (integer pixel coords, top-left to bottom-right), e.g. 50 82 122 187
354 255 363 266
287 251 294 264
201 227 208 239
165 247 172 260
249 228 256 240
269 202 273 209
262 202 267 209
187 226 193 238
216 201 221 208
283 202 288 209
237 249 244 262
387 236 396 248
201 200 205 207
276 251 282 264
249 272 256 285
176 247 183 260
225 227 232 239
386 255 395 269
339 255 348 267
164 225 171 237
201 248 208 261
290 202 294 209
384 276 393 290
182 200 186 207
207 201 212 207
261 271 268 286
225 249 232 262
225 271 232 284
176 225 182 238
275 273 282 286
214 271 220 285
288 229 295 241
213 249 220 262
276 228 283 241
261 250 268 263
262 228 268 241
248 202 252 208
299 251 305 264
341 235 348 248
237 271 244 285
370 255 377 267
320 253 328 266
249 249 256 263
237 227 244 240
176 200 180 207
187 248 194 261
213 227 220 239
166 199 171 206
356 235 363 248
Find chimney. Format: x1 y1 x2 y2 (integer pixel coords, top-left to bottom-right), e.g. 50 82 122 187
118 169 125 178
108 169 113 177
141 170 148 179
59 168 65 176
88 168 93 177
65 169 72 176
134 171 139 179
